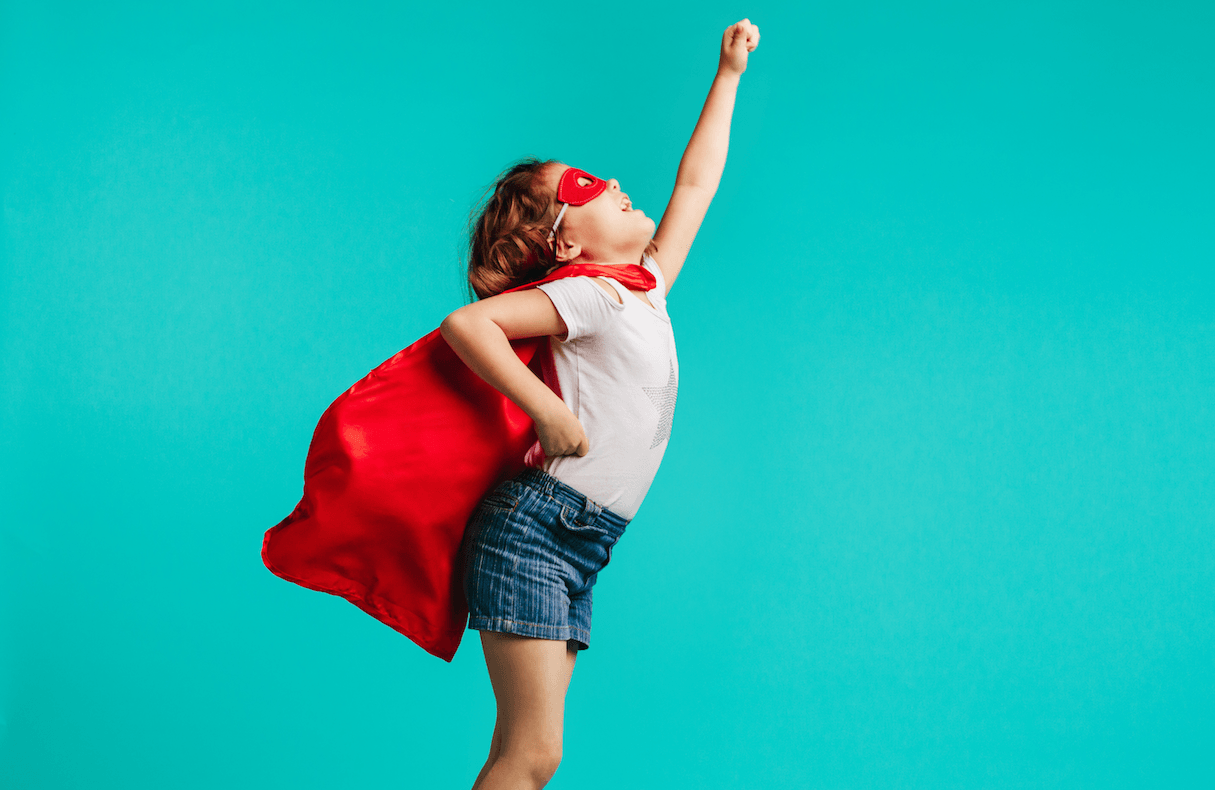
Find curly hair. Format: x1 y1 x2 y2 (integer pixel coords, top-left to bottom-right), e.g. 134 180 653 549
461 157 658 303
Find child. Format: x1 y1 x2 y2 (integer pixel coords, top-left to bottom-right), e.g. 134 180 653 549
441 18 760 790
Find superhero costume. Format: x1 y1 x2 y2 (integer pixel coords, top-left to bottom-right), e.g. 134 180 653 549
261 168 655 662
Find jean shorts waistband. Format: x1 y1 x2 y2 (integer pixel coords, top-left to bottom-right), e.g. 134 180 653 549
513 467 630 537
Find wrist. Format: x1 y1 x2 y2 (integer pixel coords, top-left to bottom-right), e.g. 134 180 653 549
530 393 568 426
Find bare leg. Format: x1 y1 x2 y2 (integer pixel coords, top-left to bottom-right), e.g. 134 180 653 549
471 717 502 790
470 633 579 790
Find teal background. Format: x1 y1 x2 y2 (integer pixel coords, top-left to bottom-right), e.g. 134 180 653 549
2 1 1212 787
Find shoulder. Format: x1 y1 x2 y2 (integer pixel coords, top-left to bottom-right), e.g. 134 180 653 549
543 274 623 306
589 277 623 304
537 275 625 314
539 275 617 302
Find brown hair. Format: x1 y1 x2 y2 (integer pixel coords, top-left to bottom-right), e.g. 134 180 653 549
461 156 659 303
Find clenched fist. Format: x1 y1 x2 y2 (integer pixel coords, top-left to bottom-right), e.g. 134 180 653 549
720 18 761 76
535 407 590 459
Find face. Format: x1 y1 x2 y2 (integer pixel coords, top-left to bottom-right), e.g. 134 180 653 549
545 163 656 266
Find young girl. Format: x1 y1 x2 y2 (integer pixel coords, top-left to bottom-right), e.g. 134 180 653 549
440 18 760 790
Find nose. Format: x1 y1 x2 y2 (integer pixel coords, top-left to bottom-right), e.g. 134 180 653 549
607 178 621 190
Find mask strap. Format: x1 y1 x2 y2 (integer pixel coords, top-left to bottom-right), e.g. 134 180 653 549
547 203 568 242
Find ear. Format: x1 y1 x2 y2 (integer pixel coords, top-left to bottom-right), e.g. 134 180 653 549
553 234 581 264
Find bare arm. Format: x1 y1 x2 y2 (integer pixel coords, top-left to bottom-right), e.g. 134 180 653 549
675 71 740 194
440 289 589 457
652 19 760 294
440 312 566 425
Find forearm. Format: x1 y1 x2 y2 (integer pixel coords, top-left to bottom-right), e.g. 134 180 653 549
675 70 740 192
439 314 566 424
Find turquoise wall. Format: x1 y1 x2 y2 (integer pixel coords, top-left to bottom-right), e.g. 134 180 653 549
2 1 1211 787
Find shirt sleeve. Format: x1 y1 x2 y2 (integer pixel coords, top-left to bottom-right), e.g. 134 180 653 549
535 276 620 343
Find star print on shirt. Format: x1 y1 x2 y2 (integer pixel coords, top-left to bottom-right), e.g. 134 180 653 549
641 359 678 449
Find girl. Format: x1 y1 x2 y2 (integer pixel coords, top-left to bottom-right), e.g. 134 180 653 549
441 18 759 790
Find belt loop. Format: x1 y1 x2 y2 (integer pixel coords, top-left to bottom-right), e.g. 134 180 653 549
579 496 602 526
537 468 555 500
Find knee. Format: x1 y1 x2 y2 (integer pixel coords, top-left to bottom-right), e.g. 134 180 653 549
538 742 564 784
493 739 562 783
519 741 563 786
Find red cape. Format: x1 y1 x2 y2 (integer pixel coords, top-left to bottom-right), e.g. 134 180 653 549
261 263 657 661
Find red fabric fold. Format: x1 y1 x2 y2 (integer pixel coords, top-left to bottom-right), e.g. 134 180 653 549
262 263 657 661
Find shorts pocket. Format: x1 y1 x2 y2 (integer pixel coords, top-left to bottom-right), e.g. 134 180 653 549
480 482 521 511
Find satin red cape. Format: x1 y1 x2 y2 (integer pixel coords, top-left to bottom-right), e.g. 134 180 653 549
262 263 657 662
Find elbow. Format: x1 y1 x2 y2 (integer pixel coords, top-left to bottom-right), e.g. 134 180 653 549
440 310 467 342
441 308 494 345
442 305 474 327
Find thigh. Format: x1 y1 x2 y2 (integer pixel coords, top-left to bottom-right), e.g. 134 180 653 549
480 631 579 755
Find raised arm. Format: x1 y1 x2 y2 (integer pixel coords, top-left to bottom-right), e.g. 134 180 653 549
651 19 760 295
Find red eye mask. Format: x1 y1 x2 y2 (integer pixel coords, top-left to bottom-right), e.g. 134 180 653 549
548 167 607 241
557 166 607 205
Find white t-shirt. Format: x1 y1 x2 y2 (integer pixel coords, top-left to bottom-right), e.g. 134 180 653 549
527 253 678 521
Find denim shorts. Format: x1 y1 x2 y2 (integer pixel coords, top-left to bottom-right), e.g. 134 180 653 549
461 467 630 651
